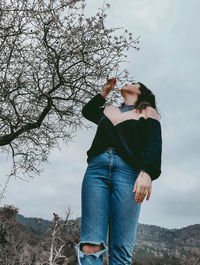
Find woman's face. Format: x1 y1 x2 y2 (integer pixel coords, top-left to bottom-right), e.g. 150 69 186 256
120 82 141 98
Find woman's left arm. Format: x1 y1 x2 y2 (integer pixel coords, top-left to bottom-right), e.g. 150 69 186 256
133 107 162 204
139 107 162 181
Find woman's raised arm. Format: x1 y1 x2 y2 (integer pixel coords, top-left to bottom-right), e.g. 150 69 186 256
82 78 116 125
82 93 106 125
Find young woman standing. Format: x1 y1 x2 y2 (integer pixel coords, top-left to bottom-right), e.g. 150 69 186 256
75 78 162 265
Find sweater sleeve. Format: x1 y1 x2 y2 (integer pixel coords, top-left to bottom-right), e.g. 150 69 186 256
139 107 162 181
82 93 106 125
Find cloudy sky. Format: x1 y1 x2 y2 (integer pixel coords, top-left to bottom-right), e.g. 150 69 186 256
1 0 199 229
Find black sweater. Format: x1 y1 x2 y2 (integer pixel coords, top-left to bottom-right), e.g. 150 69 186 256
82 93 162 181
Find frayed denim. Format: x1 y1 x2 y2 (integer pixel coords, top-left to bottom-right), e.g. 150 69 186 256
75 148 141 265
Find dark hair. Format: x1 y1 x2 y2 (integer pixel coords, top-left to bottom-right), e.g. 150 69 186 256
120 82 161 118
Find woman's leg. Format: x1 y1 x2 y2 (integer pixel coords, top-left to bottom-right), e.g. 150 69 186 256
108 151 142 265
75 152 111 265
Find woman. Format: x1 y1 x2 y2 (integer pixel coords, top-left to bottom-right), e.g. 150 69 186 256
75 78 162 265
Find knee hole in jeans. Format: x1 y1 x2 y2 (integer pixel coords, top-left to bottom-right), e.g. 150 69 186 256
80 242 105 254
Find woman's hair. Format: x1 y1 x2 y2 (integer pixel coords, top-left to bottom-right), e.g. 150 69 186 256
120 82 161 118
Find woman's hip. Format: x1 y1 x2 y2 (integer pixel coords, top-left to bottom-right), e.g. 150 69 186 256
84 148 140 184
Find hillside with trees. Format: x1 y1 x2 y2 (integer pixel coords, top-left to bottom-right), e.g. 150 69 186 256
1 205 199 265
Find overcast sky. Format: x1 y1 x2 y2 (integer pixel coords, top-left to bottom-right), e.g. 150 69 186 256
1 0 199 229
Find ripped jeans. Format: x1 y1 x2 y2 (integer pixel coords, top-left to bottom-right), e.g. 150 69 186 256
75 147 142 265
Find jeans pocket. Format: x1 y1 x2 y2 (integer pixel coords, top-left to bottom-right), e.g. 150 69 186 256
88 152 106 165
117 155 140 177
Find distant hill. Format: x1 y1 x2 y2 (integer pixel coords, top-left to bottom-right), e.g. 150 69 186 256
15 212 81 233
15 212 52 233
133 223 200 265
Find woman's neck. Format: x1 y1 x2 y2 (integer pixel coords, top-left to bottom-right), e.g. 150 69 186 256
123 97 137 106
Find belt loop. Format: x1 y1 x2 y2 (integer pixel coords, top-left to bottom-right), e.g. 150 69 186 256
106 147 116 153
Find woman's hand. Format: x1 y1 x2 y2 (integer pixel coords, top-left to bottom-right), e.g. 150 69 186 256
101 77 116 98
133 171 152 204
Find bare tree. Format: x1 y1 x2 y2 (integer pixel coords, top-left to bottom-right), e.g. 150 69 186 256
34 206 80 265
0 0 140 182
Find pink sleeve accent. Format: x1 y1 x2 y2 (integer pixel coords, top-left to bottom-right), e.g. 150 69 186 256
145 107 160 122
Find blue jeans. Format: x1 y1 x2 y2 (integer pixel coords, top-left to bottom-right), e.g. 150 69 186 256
75 147 142 265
